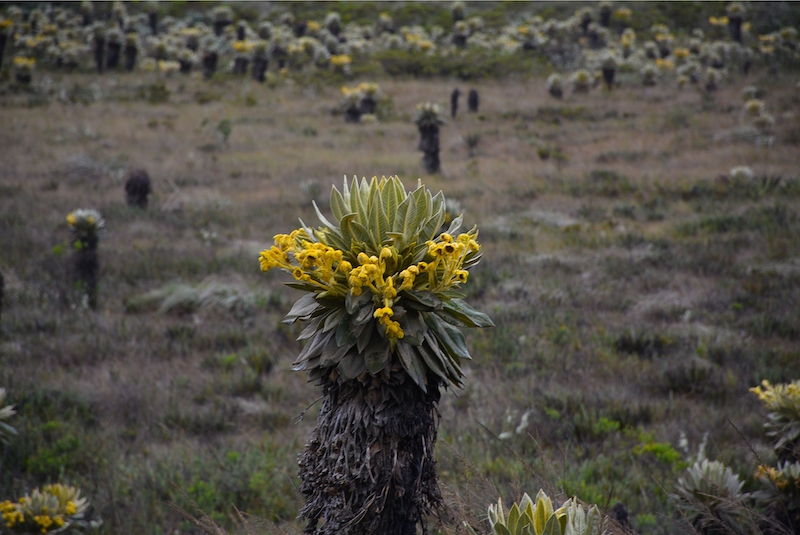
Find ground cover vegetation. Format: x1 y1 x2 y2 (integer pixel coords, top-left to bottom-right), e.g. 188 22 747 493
0 1 799 534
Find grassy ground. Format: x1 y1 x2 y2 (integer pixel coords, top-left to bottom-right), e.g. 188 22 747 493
1 66 799 534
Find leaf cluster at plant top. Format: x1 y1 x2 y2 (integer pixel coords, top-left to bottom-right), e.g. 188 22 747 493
1 483 101 534
259 176 493 391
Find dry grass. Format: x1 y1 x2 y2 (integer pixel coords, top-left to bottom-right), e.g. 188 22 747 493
1 66 799 534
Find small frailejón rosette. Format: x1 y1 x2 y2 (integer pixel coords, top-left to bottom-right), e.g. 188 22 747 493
259 175 493 391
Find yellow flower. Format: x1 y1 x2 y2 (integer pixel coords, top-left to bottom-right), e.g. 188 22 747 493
66 213 77 226
374 306 393 319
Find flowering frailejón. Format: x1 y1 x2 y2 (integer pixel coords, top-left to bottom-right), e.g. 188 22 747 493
259 175 493 391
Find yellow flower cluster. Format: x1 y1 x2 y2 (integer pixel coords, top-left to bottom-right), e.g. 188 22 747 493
260 226 480 343
615 8 632 21
13 56 35 70
755 464 799 490
750 379 800 410
307 21 321 32
233 40 256 53
423 232 479 293
1 499 71 532
356 82 379 97
656 58 675 70
0 18 13 29
709 16 730 26
673 47 690 59
331 54 352 66
260 229 351 293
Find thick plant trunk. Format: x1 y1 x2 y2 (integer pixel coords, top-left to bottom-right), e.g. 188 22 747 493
203 51 218 79
0 33 6 71
418 125 441 174
467 89 479 113
602 67 615 90
728 17 742 43
94 36 105 74
179 60 192 74
214 20 228 37
124 45 137 71
149 12 158 36
233 57 249 75
252 57 268 82
298 374 443 535
360 97 377 115
73 240 99 310
107 42 121 70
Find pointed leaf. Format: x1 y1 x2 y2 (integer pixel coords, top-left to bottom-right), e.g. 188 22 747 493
347 219 373 248
397 309 427 346
424 313 470 361
443 213 464 236
337 350 367 381
440 299 495 328
357 322 374 353
292 330 334 366
283 294 319 324
353 300 376 326
346 290 372 315
415 339 449 382
364 336 390 374
313 200 337 231
396 342 427 392
336 313 357 347
404 290 442 310
330 185 349 223
297 316 323 340
319 338 354 368
322 308 346 333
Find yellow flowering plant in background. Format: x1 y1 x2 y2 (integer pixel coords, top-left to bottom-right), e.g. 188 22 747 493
750 379 800 456
1 483 101 534
259 175 493 390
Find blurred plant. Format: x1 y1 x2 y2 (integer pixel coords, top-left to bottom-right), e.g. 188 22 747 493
741 85 760 101
124 169 152 209
123 32 139 71
571 69 591 93
672 458 749 535
704 67 723 92
465 132 481 158
217 119 232 144
743 99 765 117
463 489 603 535
330 53 352 75
413 102 446 173
751 380 800 461
357 82 380 115
753 461 800 532
66 209 105 309
547 73 564 99
641 62 658 86
729 166 755 183
0 388 17 446
212 6 232 37
0 483 102 534
259 176 491 535
599 49 618 89
13 56 35 85
341 85 363 123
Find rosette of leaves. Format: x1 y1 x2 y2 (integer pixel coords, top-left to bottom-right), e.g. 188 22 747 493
751 380 800 461
1 484 102 534
0 388 17 446
67 209 105 248
672 458 749 535
464 489 603 535
261 176 491 390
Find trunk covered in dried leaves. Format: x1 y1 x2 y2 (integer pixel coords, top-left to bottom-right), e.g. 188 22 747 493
299 372 443 535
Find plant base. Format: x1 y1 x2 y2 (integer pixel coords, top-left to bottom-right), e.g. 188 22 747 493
298 373 443 535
